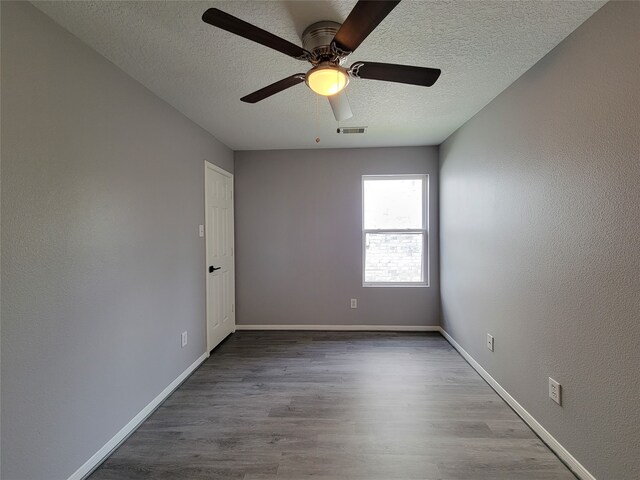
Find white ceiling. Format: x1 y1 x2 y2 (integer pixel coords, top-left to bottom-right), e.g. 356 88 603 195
33 1 605 150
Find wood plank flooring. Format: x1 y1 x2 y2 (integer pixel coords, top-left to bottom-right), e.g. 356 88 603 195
88 332 576 480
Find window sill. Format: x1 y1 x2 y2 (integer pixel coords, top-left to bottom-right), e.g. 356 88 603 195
363 283 429 288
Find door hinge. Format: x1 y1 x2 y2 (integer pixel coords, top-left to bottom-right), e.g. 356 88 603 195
231 247 233 256
231 303 234 312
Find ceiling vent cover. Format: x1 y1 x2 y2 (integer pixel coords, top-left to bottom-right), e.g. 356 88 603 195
337 127 367 134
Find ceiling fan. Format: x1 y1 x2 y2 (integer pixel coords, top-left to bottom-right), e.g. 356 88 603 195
201 1 441 121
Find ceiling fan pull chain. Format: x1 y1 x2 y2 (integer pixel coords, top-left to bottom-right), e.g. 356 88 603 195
335 69 342 131
315 93 320 143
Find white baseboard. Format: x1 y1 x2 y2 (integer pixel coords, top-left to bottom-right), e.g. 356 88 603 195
68 352 208 480
235 324 440 332
439 328 596 480
67 328 594 480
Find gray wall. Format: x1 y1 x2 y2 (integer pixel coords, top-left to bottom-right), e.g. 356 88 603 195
234 147 439 327
1 2 233 479
439 2 639 479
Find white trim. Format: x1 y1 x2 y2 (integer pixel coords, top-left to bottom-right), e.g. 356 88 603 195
68 353 208 480
66 326 594 480
361 174 430 287
235 324 440 332
439 328 596 480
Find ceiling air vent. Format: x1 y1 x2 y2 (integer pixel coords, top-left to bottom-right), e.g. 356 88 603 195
337 127 367 134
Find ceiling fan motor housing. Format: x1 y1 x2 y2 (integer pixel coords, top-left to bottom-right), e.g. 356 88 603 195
302 21 345 64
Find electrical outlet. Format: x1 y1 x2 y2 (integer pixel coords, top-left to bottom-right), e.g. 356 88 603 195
549 377 562 405
486 334 494 352
181 331 188 348
350 298 357 309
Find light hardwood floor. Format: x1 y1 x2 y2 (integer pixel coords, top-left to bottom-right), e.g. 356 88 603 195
89 332 576 479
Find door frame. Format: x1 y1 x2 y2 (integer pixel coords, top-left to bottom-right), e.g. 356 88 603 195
204 160 236 354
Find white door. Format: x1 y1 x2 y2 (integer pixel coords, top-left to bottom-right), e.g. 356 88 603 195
205 161 235 352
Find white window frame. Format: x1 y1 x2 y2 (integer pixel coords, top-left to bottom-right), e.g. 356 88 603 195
362 174 429 287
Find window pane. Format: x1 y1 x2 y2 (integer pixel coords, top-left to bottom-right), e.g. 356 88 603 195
364 233 423 283
364 178 423 229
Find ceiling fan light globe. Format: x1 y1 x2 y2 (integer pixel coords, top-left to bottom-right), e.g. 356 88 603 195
306 65 349 96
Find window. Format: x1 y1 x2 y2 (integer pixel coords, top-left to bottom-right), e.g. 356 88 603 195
362 175 428 286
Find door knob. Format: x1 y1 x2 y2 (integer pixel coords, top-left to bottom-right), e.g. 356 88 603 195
209 266 221 273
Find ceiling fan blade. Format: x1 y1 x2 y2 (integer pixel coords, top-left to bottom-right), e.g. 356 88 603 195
202 8 311 61
350 62 441 87
241 74 306 103
331 1 401 55
328 91 353 121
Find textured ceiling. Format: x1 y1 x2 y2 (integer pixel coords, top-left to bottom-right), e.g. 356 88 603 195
32 1 605 150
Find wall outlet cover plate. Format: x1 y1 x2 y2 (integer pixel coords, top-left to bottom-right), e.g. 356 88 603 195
549 377 562 405
486 334 494 352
